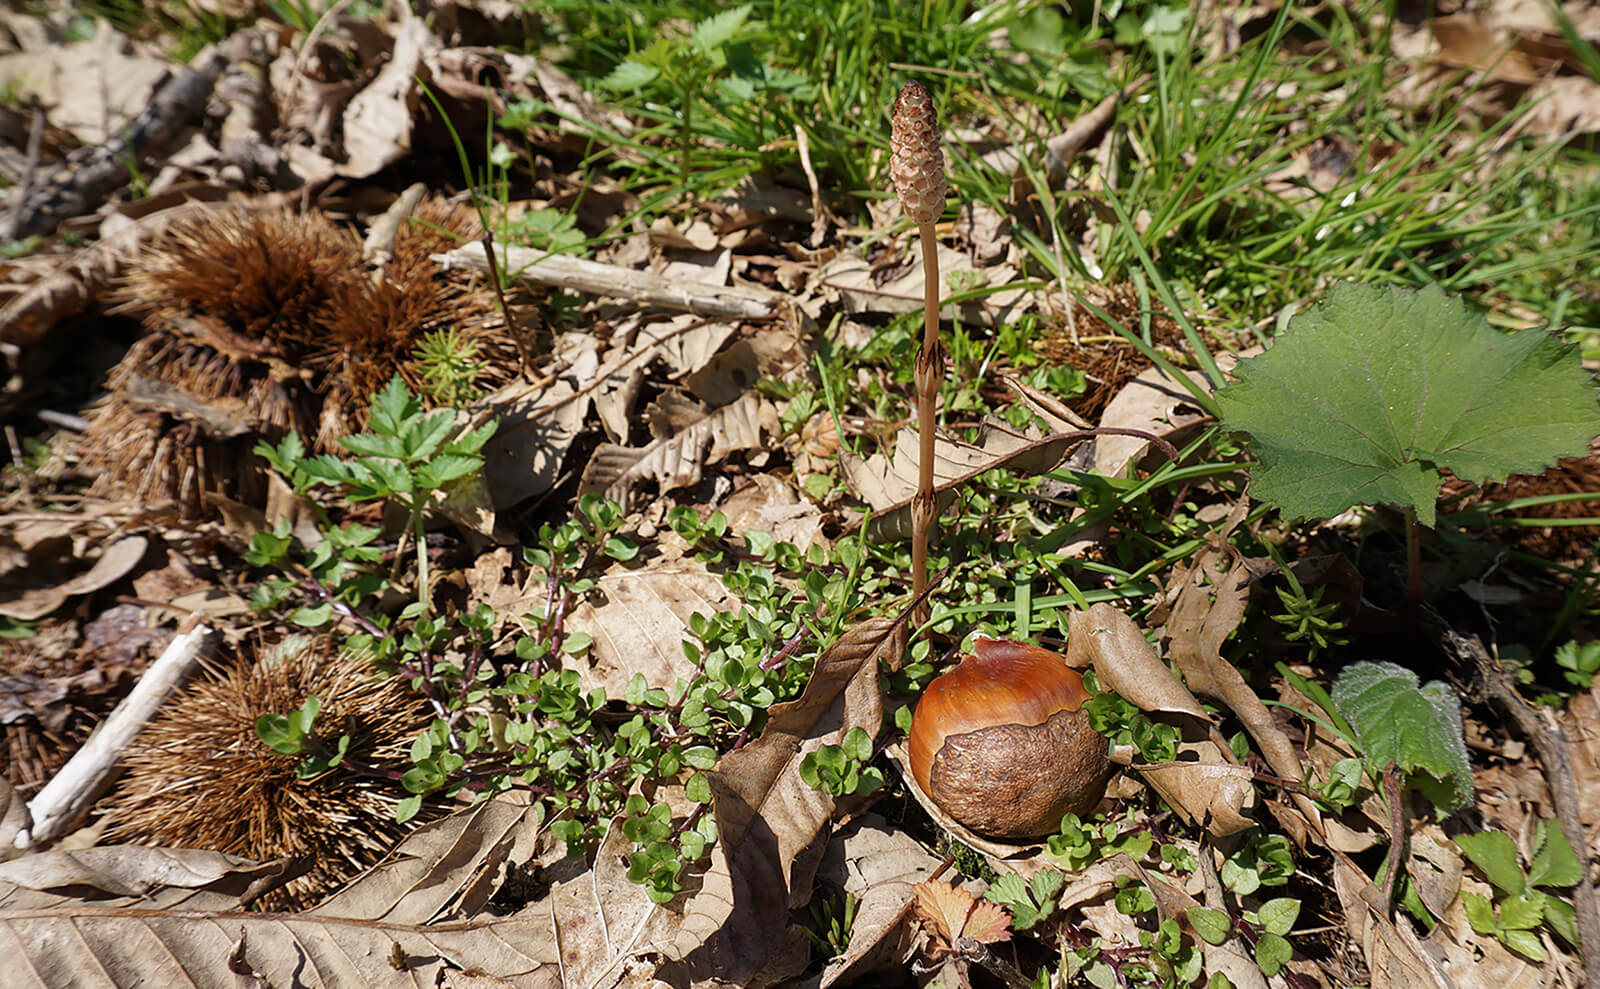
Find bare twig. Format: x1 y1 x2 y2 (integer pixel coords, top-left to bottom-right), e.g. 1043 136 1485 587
434 242 787 320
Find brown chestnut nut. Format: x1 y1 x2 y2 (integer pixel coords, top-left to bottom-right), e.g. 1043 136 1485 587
908 637 1111 840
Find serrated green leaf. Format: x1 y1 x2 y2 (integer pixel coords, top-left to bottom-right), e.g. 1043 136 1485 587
1332 661 1473 810
1461 891 1499 935
986 874 1030 909
1501 928 1545 962
598 59 659 91
416 454 482 489
1453 830 1526 896
370 376 420 435
1498 893 1546 931
405 410 458 461
1186 906 1231 945
692 4 751 52
1527 818 1583 889
339 433 407 460
1215 283 1600 526
1543 895 1578 945
1031 867 1064 905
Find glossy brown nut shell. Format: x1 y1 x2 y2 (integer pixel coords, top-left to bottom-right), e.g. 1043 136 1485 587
908 638 1112 839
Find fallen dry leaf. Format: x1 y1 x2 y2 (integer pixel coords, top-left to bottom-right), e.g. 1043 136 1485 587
1158 503 1324 836
1137 758 1258 838
814 816 943 988
912 879 1011 953
559 554 741 697
1066 603 1210 720
840 417 1084 542
307 796 543 924
0 846 289 912
582 392 775 509
1092 364 1212 479
0 534 148 621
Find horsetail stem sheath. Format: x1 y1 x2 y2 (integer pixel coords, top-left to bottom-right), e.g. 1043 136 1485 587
890 80 947 618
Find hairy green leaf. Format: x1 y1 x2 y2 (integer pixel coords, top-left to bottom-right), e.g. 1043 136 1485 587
1216 283 1600 526
1332 661 1473 811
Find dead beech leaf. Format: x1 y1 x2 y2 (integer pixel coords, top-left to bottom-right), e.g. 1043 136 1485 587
0 846 289 912
913 879 1010 952
548 808 677 989
815 817 944 988
479 343 596 510
0 778 25 862
559 555 741 697
306 796 543 924
817 241 1026 326
1159 504 1324 836
840 419 1085 542
1066 603 1210 720
1332 853 1453 989
1407 824 1463 921
0 897 560 988
0 534 148 621
582 392 775 509
0 22 167 145
1137 759 1258 837
1093 365 1211 479
338 14 434 178
674 616 901 984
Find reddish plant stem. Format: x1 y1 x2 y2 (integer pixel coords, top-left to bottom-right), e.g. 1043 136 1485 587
910 221 941 624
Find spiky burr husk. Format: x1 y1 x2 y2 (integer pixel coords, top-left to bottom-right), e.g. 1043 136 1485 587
103 638 434 911
890 80 948 225
891 81 948 611
85 200 519 513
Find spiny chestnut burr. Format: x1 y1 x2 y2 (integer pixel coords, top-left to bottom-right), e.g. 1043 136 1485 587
890 80 948 225
908 637 1112 840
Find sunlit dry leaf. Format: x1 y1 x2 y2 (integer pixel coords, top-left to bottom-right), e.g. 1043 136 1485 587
309 796 545 924
0 846 288 912
549 812 671 989
0 778 25 863
478 339 597 510
1137 759 1258 837
814 817 942 988
560 556 739 697
1092 365 1211 479
816 241 1026 326
840 418 1084 542
338 14 434 178
1066 603 1210 719
1159 504 1324 836
582 392 775 509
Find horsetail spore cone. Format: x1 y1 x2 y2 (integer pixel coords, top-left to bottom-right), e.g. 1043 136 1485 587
891 80 947 615
890 81 948 225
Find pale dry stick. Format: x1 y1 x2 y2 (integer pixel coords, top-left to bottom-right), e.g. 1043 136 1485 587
17 620 214 850
890 80 949 617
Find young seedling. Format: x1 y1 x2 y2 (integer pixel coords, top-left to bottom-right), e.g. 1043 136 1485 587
889 80 948 615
